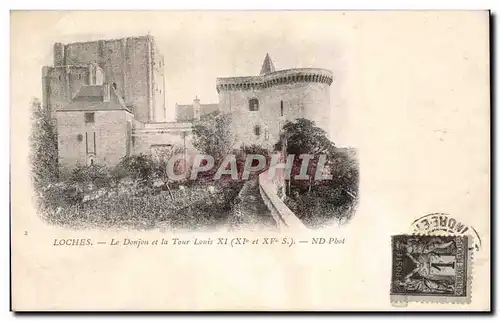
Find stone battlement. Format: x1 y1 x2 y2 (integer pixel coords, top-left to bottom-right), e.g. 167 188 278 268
216 68 333 92
134 122 193 135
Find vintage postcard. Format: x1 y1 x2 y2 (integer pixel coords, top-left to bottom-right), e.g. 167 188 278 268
10 11 490 311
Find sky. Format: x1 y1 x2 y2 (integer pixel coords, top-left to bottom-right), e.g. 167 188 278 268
11 11 355 145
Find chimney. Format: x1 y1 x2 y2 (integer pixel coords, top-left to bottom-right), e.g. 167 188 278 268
193 96 201 121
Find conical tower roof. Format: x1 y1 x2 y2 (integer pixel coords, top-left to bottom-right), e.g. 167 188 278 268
259 53 276 75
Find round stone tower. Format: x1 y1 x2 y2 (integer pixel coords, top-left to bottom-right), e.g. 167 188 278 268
216 54 333 149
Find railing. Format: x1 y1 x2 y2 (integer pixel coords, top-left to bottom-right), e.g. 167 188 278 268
258 168 308 231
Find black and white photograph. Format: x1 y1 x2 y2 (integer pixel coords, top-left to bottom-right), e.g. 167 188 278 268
30 19 359 231
10 10 490 311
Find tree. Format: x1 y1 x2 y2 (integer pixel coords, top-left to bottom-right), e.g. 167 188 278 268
151 145 185 181
29 98 58 189
328 148 359 200
191 111 235 161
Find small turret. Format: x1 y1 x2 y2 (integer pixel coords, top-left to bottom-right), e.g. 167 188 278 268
260 53 276 75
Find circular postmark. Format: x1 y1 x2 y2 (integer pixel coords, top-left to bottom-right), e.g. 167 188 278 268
410 213 482 252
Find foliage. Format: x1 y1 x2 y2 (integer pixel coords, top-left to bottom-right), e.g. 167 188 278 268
328 148 359 199
273 118 337 188
29 98 58 189
112 154 155 184
283 149 359 227
43 180 245 231
69 164 112 189
151 145 186 181
112 146 189 186
237 144 271 178
285 190 357 228
274 118 336 156
40 182 85 212
273 118 359 226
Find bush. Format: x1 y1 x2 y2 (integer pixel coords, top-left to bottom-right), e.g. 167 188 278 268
37 182 84 216
285 189 357 228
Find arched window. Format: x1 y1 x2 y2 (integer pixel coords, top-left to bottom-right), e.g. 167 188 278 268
280 100 284 116
249 98 259 111
254 125 261 136
112 82 117 90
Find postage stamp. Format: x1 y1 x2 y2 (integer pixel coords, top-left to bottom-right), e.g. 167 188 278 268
391 235 472 305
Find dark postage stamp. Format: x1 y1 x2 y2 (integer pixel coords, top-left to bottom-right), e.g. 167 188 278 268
391 235 471 304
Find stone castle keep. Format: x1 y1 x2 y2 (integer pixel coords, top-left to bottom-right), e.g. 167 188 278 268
42 35 333 174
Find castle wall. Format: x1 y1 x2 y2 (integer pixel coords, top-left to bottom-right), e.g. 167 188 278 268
53 43 66 66
63 41 99 66
56 110 133 176
95 110 134 166
133 132 193 156
56 111 87 176
151 38 166 122
42 65 91 121
133 122 194 155
123 37 151 122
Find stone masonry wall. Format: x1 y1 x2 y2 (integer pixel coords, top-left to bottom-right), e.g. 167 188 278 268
48 36 166 123
218 81 331 149
56 110 133 176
